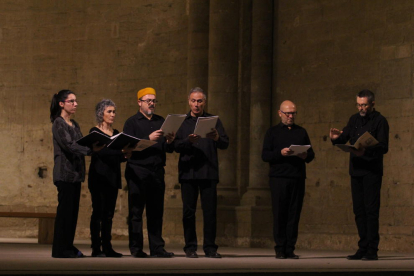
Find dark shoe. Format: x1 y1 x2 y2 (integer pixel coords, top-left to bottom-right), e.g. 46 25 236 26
70 246 84 258
347 250 366 260
91 249 105 257
205 251 222 258
275 252 286 259
151 250 174 258
104 248 123 258
362 253 378 261
185 250 198 258
285 252 299 259
131 251 148 258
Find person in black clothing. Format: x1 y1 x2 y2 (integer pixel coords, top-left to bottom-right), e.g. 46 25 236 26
330 90 389 261
123 87 175 258
262 100 315 260
88 99 132 258
50 90 104 258
174 87 229 258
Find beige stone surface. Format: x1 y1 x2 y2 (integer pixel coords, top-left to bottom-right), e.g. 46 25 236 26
1 0 414 253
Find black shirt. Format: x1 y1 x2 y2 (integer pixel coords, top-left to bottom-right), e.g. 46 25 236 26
332 109 389 176
52 116 91 183
174 112 229 181
123 111 173 169
262 123 315 179
88 127 126 189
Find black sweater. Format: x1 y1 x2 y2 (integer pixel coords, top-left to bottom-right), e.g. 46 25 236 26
332 109 389 176
52 116 91 183
123 111 173 169
88 127 126 189
262 123 315 179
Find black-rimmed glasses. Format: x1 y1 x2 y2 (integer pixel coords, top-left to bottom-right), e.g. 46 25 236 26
280 110 297 117
140 99 158 104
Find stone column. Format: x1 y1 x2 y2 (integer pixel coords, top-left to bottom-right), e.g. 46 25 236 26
236 0 274 248
207 0 240 206
241 0 273 206
163 0 211 245
187 0 209 92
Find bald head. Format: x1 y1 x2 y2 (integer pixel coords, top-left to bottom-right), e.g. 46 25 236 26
278 100 297 126
280 100 296 111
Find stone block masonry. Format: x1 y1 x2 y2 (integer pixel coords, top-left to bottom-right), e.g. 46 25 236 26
1 0 414 253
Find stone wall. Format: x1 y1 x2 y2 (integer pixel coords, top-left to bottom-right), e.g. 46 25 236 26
276 0 414 252
0 0 189 241
1 0 414 253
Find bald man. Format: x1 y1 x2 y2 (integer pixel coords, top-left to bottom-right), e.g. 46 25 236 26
262 100 315 259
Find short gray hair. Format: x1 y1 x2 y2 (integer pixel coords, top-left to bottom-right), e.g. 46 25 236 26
95 99 116 124
188 87 207 100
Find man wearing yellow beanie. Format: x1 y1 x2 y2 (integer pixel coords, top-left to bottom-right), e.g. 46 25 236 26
123 87 175 258
137 87 156 103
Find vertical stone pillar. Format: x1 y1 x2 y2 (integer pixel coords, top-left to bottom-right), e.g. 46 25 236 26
208 0 240 206
236 0 274 248
187 0 209 92
241 0 273 206
163 0 211 245
237 0 252 198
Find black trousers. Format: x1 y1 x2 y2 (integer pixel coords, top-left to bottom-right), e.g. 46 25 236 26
269 177 305 253
181 180 218 253
52 181 81 258
126 166 166 255
89 183 119 250
351 173 382 253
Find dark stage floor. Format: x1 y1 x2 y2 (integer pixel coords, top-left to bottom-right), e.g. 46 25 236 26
1 239 414 275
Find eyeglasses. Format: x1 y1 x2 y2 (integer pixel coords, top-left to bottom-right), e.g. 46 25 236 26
64 99 78 104
140 99 158 104
356 103 369 108
280 110 297 117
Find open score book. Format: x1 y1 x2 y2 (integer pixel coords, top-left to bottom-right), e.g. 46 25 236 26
335 131 379 152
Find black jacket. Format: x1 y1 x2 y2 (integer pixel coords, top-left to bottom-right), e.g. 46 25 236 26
332 109 389 176
174 112 229 181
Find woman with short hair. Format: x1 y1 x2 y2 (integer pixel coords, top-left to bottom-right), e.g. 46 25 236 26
88 99 131 257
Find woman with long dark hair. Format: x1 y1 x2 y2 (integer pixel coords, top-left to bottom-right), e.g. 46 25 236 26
88 99 131 258
50 90 103 258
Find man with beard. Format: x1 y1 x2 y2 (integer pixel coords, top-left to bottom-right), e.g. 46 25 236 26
174 87 229 258
123 87 175 258
330 90 389 261
262 100 314 259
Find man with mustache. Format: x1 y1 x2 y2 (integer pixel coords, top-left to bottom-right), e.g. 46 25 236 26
174 87 229 258
330 90 389 261
123 87 175 258
262 100 315 259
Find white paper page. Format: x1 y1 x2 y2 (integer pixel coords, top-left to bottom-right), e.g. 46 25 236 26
289 145 311 156
110 132 122 140
193 116 219 138
160 114 187 136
